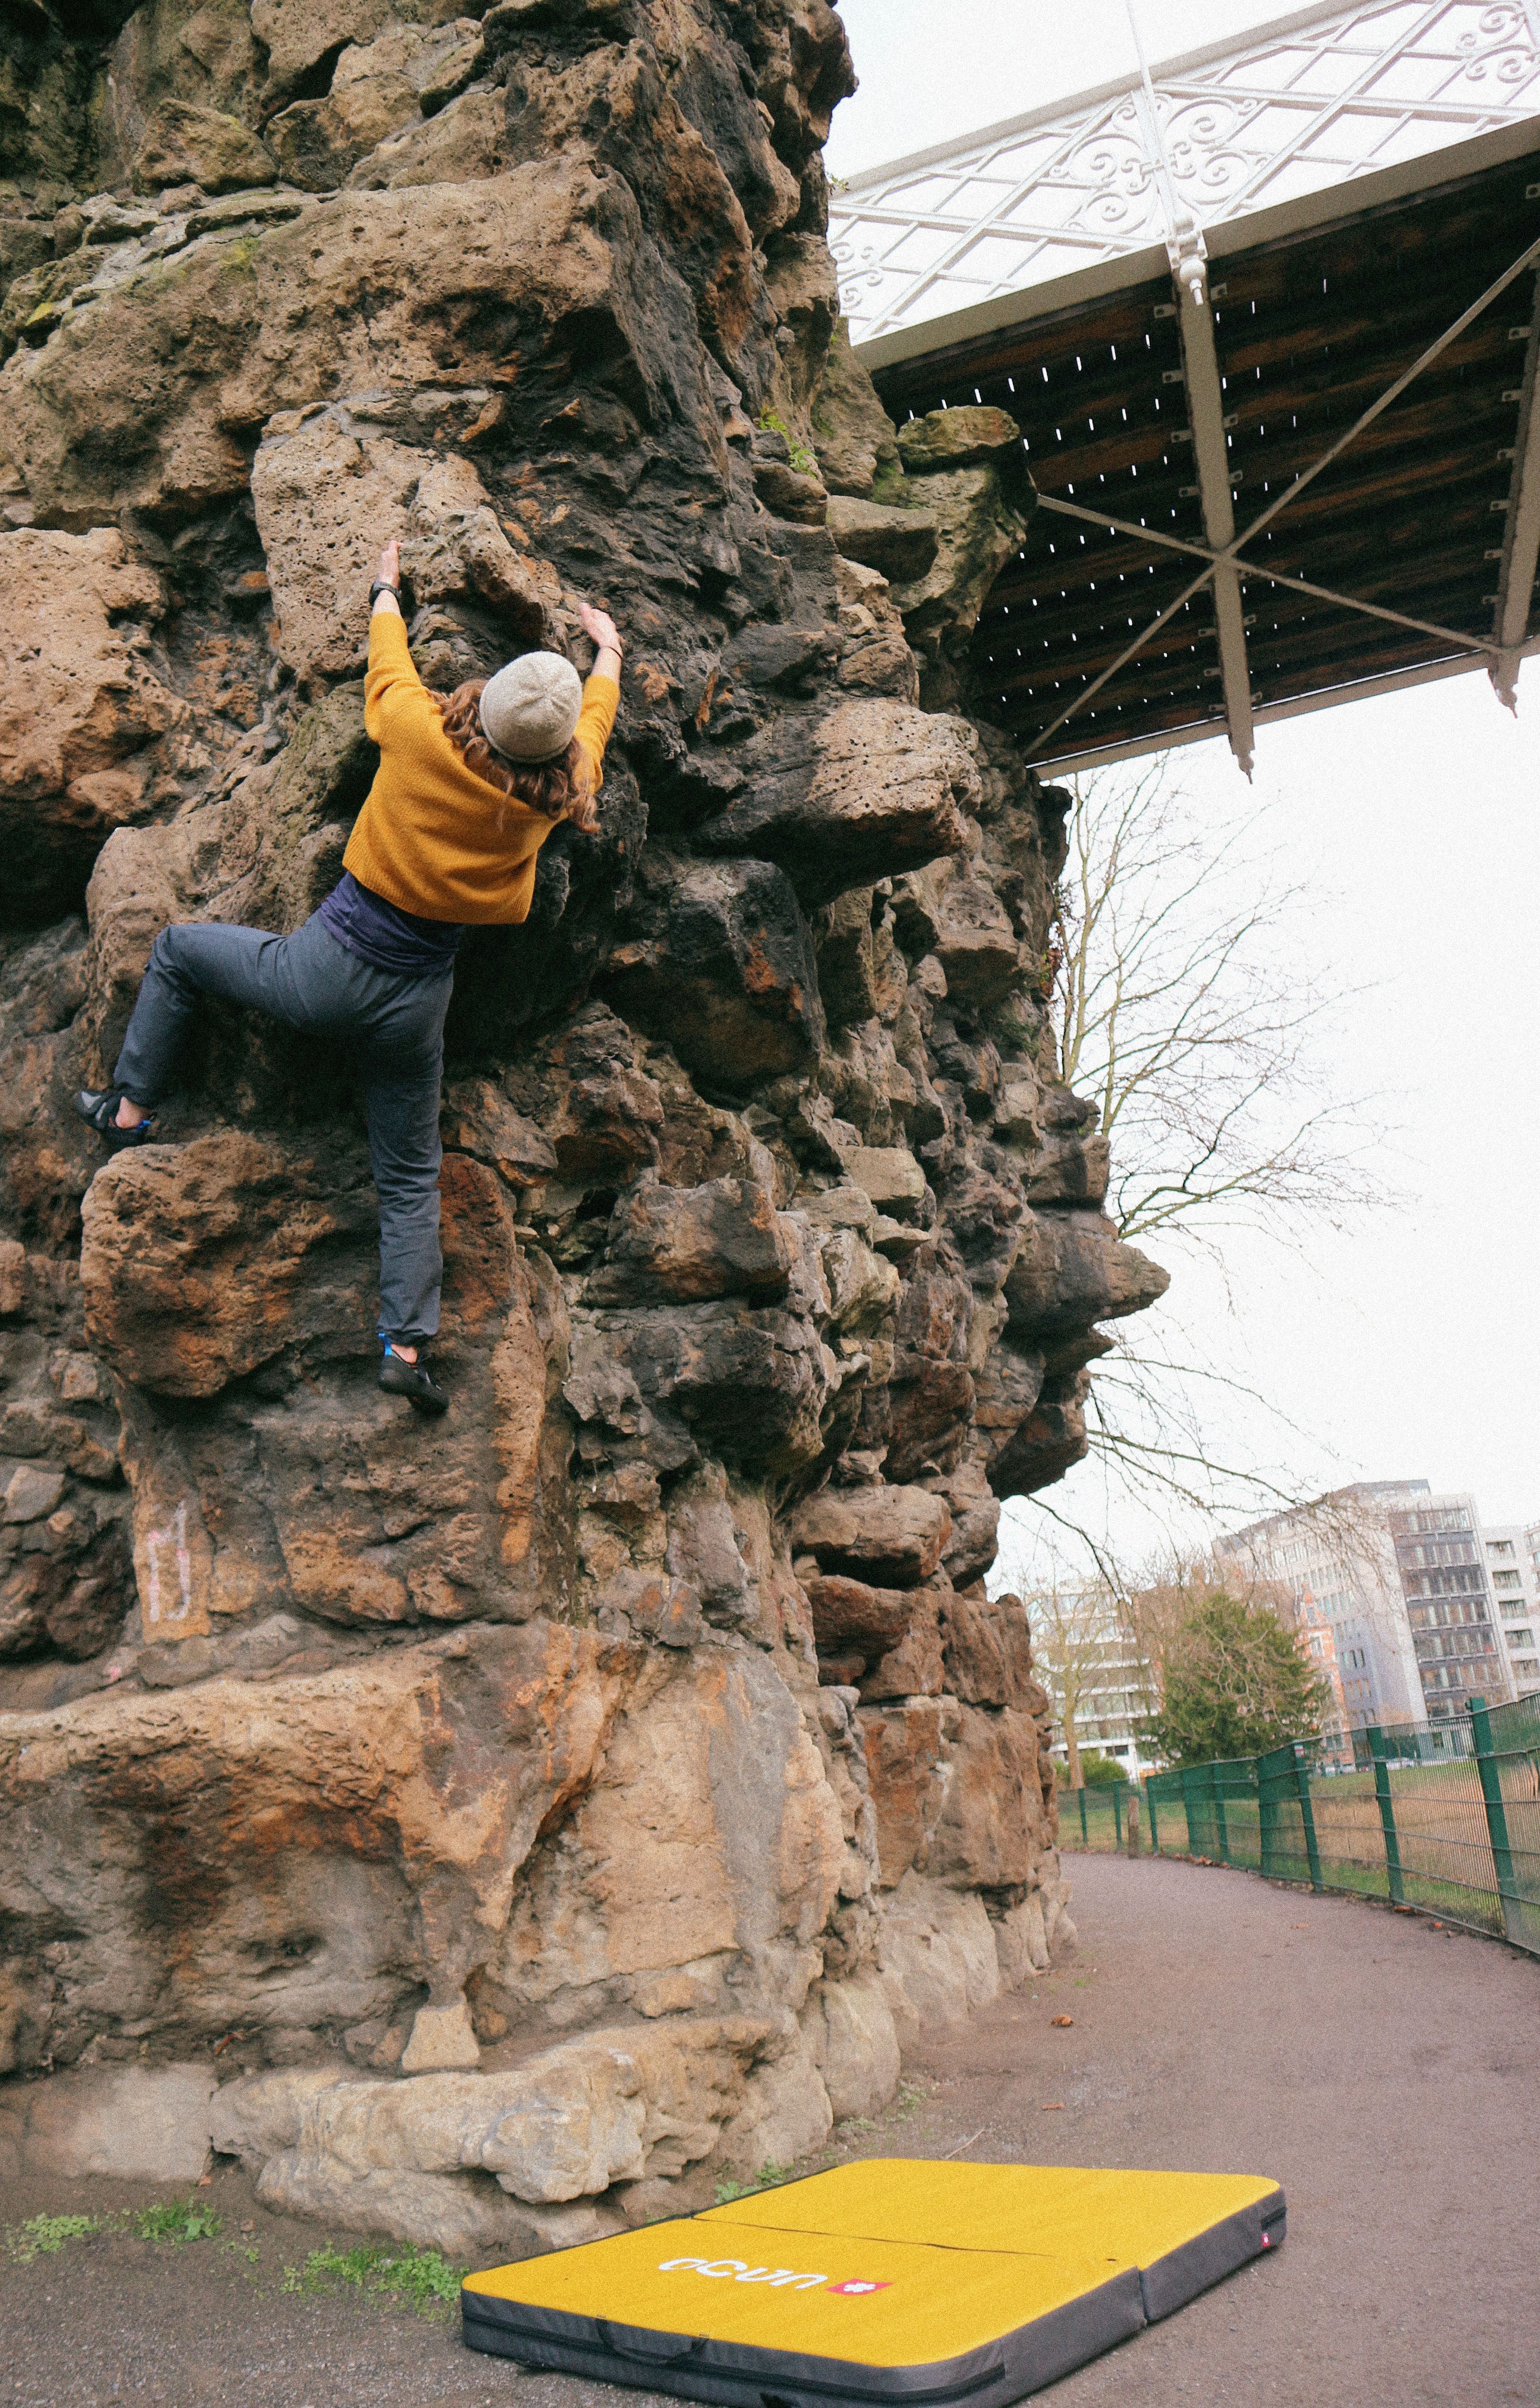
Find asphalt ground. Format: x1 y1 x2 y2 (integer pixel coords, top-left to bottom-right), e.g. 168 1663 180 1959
4 1851 1535 2406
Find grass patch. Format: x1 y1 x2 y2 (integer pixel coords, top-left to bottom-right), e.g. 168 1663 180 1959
134 2198 222 2244
7 2213 101 2264
280 2242 464 2317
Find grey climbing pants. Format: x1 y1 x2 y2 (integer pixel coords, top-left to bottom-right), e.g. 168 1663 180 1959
113 914 453 1344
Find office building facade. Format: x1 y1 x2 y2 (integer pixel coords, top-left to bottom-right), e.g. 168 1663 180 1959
1219 1491 1424 1734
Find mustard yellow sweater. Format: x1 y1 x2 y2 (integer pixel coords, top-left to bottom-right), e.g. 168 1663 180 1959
345 613 619 925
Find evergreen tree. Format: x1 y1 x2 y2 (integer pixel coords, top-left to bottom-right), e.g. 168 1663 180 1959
1144 1591 1328 1767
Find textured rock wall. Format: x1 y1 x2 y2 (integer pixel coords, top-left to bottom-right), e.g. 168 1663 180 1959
0 1 1167 2247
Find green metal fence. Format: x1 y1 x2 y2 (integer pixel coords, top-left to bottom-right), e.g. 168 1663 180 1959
1057 1692 1540 1956
1060 1780 1142 1853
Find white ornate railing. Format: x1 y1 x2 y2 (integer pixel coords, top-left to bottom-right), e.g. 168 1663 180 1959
830 0 1540 344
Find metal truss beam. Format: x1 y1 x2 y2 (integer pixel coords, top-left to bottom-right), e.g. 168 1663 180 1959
1176 269 1255 777
1022 227 1540 762
1030 640 1540 779
1035 493 1500 657
1491 262 1540 710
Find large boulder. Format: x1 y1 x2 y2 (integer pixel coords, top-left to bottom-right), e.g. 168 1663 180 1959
130 99 277 193
825 494 938 583
253 414 562 682
266 19 483 189
1006 1211 1169 1340
0 529 184 923
0 160 711 524
696 699 978 907
0 0 1168 2244
80 1131 381 1399
789 1483 952 1588
603 856 826 1092
585 1177 792 1308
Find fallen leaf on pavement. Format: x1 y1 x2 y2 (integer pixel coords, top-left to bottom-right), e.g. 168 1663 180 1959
1051 2014 1074 2028
1040 2103 1065 2112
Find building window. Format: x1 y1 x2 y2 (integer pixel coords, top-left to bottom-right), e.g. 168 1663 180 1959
1493 1570 1522 1590
1488 1540 1516 1559
1505 1631 1534 1650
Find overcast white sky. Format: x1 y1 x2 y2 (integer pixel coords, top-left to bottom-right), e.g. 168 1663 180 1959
825 0 1306 182
829 3 1540 1541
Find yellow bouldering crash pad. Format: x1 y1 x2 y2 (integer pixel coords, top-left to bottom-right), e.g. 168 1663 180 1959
461 2157 1286 2402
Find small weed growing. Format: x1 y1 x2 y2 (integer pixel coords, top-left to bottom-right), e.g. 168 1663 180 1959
134 2199 222 2244
755 408 818 480
7 2214 100 2264
713 2159 795 2207
281 2243 464 2317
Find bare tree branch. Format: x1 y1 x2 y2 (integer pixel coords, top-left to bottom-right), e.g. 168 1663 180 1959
1053 759 1399 1257
1023 752 1404 1555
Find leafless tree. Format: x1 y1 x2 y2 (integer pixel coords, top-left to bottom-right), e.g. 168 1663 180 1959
993 1523 1158 1789
1037 756 1400 1554
1021 1579 1107 1789
1053 757 1393 1257
1122 1544 1298 1692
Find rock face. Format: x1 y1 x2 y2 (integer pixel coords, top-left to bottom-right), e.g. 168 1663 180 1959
0 0 1164 2247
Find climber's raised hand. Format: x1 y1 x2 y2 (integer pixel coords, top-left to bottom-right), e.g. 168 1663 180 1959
372 539 403 616
576 598 623 670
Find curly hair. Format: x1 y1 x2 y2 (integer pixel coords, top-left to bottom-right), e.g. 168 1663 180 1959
434 680 599 833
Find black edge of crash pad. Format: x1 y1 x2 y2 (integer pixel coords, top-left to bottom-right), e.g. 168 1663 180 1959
1139 2188 1287 2323
460 2271 1148 2408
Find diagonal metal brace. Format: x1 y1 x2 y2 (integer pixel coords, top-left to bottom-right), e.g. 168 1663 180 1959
1034 492 1501 656
1176 268 1255 777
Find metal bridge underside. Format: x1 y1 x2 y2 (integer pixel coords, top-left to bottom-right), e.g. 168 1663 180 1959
864 139 1540 776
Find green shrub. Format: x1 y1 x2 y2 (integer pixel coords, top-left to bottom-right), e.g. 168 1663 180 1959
1081 1753 1130 1787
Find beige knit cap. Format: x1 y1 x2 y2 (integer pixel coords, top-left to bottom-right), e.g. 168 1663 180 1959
479 650 583 762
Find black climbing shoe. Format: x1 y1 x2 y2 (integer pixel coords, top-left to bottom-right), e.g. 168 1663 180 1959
75 1089 156 1151
379 1346 449 1416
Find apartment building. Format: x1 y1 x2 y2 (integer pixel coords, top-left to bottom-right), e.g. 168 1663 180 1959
1024 1588 1161 1782
1377 1486 1513 1725
1483 1525 1540 1699
1219 1491 1424 1733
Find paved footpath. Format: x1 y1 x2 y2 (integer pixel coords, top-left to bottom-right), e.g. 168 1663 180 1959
5 1853 1536 2406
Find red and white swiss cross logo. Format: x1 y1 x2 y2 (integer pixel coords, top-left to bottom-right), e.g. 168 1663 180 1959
827 2279 890 2296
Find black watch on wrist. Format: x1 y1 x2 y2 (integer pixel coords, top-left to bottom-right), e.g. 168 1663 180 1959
369 580 401 607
